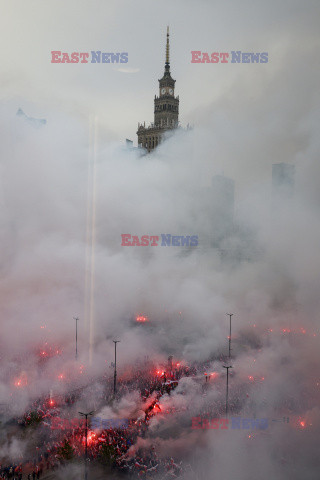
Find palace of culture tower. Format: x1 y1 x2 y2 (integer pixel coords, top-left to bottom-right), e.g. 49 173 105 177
137 27 179 152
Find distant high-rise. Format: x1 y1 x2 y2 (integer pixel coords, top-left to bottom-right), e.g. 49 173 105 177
272 163 295 198
137 27 179 152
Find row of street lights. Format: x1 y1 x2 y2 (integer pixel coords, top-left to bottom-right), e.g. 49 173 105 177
74 313 235 479
72 317 119 396
73 314 234 418
73 313 234 417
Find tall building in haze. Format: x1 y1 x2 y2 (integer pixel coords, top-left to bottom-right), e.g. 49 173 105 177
137 27 179 152
272 163 295 198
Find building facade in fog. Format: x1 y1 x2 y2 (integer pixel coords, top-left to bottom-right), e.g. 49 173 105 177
137 27 179 152
272 163 295 198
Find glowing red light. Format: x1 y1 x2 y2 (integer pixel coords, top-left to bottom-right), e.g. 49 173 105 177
58 374 64 380
14 375 27 387
300 421 305 428
84 431 96 446
136 315 149 323
248 376 254 381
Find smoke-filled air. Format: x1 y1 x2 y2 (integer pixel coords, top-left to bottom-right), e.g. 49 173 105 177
0 0 319 479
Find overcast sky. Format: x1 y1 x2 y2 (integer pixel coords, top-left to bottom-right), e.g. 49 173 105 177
1 0 319 148
0 6 320 477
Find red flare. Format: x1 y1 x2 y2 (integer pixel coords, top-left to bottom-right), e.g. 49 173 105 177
136 315 149 323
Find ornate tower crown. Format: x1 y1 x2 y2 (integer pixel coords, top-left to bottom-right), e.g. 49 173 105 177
137 27 179 152
159 26 175 88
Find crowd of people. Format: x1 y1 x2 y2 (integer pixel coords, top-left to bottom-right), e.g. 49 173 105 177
0 464 42 480
40 367 187 477
1 359 200 478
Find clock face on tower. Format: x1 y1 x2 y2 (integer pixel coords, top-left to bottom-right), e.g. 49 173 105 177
169 88 173 95
161 88 166 94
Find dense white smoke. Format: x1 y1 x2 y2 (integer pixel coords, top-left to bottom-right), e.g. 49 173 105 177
0 0 320 476
0 101 319 478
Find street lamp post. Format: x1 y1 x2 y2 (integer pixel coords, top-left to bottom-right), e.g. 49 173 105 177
113 340 120 396
223 365 233 418
226 313 233 359
73 317 79 360
79 411 94 480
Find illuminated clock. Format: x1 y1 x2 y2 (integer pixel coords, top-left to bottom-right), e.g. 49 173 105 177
161 88 166 94
169 88 173 95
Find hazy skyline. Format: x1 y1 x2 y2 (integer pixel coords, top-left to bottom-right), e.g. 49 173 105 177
0 2 320 478
1 0 319 153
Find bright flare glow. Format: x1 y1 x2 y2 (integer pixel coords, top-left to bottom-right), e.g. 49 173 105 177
136 315 149 323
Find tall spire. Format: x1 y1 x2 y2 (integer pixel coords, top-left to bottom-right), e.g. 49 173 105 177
164 26 171 76
166 26 170 65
